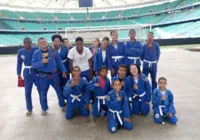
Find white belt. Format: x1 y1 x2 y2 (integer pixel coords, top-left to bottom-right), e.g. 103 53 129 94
96 95 107 112
111 56 124 62
62 59 67 63
109 108 123 125
144 59 157 68
133 92 146 102
24 66 32 73
127 57 140 64
159 105 165 116
70 94 82 103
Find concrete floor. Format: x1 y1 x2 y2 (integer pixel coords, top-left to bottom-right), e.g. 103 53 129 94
0 48 200 140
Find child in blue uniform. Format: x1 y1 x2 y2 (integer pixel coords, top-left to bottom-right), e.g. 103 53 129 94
152 77 178 124
141 32 160 91
63 66 90 119
17 38 41 116
87 66 111 117
93 37 110 75
32 37 67 115
106 79 133 133
108 30 125 77
125 29 143 76
129 64 151 115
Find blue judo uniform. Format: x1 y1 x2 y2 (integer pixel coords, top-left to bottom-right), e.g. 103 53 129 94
125 40 143 75
93 48 111 75
17 47 41 111
55 46 70 89
32 48 66 111
108 42 125 77
152 88 178 124
106 90 133 133
141 42 160 91
130 74 151 115
87 76 111 117
63 77 90 119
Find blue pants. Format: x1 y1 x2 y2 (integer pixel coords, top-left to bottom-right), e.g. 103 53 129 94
108 114 133 133
132 99 150 115
65 101 90 119
143 66 157 91
92 99 107 117
81 69 91 82
153 106 178 124
39 73 65 111
24 73 41 111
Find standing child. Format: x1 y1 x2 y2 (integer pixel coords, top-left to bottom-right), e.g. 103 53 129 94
63 66 90 119
106 79 133 133
87 66 111 117
129 64 151 115
93 37 110 76
152 77 178 124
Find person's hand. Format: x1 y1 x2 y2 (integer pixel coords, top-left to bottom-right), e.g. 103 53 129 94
50 45 55 51
124 118 130 122
85 104 89 110
111 69 115 75
121 82 124 87
162 95 166 101
145 102 149 104
62 72 66 78
42 58 50 64
168 113 173 118
18 75 23 80
117 96 121 101
134 84 138 90
95 83 100 87
70 80 77 87
105 117 108 122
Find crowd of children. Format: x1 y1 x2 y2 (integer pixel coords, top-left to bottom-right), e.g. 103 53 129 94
16 29 178 133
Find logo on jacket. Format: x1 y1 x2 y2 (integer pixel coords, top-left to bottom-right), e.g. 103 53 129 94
21 55 25 60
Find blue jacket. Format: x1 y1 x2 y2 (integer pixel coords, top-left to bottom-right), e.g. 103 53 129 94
55 46 69 72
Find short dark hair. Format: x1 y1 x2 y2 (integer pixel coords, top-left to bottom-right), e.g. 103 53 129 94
112 79 120 85
148 31 154 35
62 38 69 43
110 30 117 36
102 36 109 42
23 37 32 43
129 29 136 34
38 37 46 42
100 66 108 71
118 64 127 70
51 34 63 42
158 77 167 82
73 66 81 71
75 37 83 43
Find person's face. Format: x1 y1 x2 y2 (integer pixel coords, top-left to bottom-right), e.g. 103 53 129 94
100 69 108 78
111 31 118 41
76 40 83 51
101 39 109 49
148 33 154 42
129 31 136 40
24 39 32 49
113 81 121 93
130 65 138 76
93 39 99 47
53 38 61 47
158 79 167 90
63 40 70 47
72 67 81 77
38 39 48 50
118 67 126 77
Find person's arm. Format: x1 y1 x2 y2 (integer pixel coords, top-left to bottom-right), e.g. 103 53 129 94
167 91 176 114
86 48 93 78
31 51 44 69
63 80 72 98
140 44 145 61
157 43 161 62
144 77 152 103
93 53 98 72
17 50 22 78
152 90 162 106
67 49 74 72
122 94 131 118
87 77 98 91
106 92 120 110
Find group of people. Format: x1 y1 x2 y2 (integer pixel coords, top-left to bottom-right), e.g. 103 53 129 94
17 29 178 133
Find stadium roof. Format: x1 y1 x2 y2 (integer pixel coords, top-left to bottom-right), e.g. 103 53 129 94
0 0 171 11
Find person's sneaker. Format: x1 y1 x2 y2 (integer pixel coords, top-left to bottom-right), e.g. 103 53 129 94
41 111 47 115
26 110 32 116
